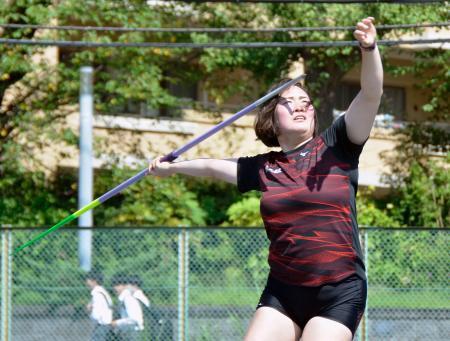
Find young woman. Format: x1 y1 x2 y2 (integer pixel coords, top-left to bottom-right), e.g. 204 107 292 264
149 17 383 341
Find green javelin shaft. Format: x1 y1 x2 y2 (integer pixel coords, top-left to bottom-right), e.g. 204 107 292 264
13 199 101 255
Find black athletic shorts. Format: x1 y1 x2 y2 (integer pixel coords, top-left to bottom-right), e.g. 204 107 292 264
256 274 367 336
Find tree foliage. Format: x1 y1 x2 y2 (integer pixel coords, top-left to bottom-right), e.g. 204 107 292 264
356 188 400 228
391 156 450 227
222 193 263 227
0 162 74 226
94 165 207 226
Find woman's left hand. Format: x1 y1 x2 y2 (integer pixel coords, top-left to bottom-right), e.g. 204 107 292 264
353 17 377 48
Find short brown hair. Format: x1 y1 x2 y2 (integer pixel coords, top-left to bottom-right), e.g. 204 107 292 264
254 78 318 147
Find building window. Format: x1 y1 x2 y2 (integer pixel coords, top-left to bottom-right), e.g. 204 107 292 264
379 86 406 120
159 80 198 117
103 80 198 118
108 99 153 116
335 83 406 120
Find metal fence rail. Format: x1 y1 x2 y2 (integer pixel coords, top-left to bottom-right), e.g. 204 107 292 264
1 227 449 341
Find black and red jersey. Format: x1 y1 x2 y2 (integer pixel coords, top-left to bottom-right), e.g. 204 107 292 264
237 116 366 287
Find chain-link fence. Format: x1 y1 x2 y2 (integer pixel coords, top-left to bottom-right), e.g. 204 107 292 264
1 227 449 341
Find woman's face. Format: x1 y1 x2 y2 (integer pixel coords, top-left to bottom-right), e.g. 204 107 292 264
275 85 315 139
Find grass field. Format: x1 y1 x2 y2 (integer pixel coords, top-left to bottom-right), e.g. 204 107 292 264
187 286 450 309
368 288 450 309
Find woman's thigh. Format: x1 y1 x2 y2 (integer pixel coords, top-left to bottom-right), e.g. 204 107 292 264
301 316 352 341
244 306 301 341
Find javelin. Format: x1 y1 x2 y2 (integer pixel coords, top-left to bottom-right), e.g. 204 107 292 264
13 74 306 255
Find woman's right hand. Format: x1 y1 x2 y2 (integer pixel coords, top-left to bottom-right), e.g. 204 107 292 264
148 156 174 177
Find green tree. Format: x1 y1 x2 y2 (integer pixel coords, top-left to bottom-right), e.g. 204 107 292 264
382 47 449 188
94 165 206 226
392 156 450 227
0 165 75 226
0 0 54 168
185 178 242 225
223 193 263 227
356 188 400 228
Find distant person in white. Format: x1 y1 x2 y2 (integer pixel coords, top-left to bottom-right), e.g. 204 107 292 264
129 275 150 308
85 271 113 341
111 274 144 341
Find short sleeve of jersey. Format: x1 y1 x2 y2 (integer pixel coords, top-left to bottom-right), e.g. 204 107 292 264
322 115 366 163
237 155 263 193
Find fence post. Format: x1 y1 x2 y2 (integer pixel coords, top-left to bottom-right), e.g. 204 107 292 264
78 66 94 272
1 226 13 341
178 227 189 341
362 229 369 341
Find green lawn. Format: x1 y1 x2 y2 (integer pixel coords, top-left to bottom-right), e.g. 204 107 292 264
188 286 450 309
11 285 449 310
368 287 450 309
189 286 261 306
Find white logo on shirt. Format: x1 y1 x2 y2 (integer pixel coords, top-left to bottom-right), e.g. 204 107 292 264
299 151 310 157
265 165 282 174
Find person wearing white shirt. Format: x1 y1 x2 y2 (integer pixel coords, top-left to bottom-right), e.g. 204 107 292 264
111 275 144 341
85 271 113 341
133 288 150 308
129 275 150 308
